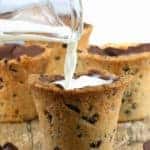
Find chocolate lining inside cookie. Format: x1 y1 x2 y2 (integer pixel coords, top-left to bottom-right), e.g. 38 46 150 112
74 70 117 81
0 44 45 60
88 44 150 56
39 74 64 83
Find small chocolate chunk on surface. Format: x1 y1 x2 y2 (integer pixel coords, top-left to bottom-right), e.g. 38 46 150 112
39 74 64 83
44 110 52 123
55 56 61 60
54 146 61 150
3 142 18 150
0 77 4 89
90 140 102 148
82 113 99 124
64 102 80 113
62 43 67 48
124 109 131 115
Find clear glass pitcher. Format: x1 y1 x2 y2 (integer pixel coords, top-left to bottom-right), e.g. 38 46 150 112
0 0 83 44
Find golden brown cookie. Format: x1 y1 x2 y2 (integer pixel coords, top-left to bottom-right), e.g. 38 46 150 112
0 43 51 122
78 23 93 50
45 46 99 76
83 44 150 122
29 69 129 150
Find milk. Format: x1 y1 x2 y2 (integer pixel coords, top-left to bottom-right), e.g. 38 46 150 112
54 75 114 90
64 39 78 89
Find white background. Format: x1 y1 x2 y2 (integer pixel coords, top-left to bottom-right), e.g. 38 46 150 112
83 0 150 45
1 0 150 45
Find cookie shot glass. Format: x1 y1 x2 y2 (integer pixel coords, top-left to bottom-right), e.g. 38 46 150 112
85 44 150 121
29 70 130 150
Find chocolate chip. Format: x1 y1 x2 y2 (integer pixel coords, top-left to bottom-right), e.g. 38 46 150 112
143 141 150 150
0 102 4 106
77 49 82 53
19 81 24 84
132 103 137 109
76 125 83 138
77 133 82 138
54 146 61 150
13 94 17 97
139 74 143 79
55 84 64 89
3 142 18 150
44 110 52 123
62 44 67 48
113 128 116 133
55 56 60 60
15 109 19 115
88 105 93 111
124 91 132 97
122 98 126 103
84 23 89 28
16 57 21 62
39 74 64 83
9 65 17 72
4 59 8 64
0 78 3 82
0 77 4 89
0 145 2 150
123 65 130 73
76 124 80 130
124 109 131 115
82 113 99 124
64 102 80 113
90 140 102 148
109 135 113 142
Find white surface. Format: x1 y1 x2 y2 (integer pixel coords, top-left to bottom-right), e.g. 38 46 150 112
54 75 113 90
83 0 150 45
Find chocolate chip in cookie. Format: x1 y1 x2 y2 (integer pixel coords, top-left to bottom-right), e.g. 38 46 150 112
3 142 18 150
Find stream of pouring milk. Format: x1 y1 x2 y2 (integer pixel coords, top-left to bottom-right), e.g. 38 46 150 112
64 39 78 89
